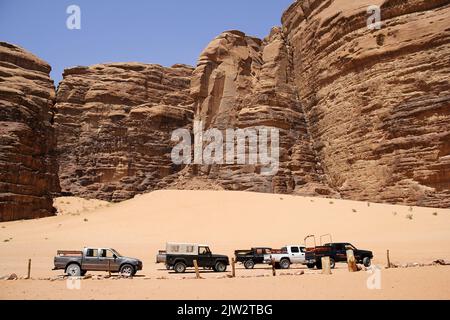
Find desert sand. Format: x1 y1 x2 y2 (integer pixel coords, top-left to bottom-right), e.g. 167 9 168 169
0 190 449 300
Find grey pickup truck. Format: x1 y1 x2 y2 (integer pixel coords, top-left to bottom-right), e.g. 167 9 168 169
53 247 143 277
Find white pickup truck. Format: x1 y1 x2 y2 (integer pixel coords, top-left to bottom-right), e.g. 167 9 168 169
263 245 307 269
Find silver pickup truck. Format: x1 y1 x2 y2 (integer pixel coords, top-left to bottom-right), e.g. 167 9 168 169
53 247 143 277
263 245 308 269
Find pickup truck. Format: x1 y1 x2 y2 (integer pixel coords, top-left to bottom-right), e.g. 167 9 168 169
263 245 307 269
53 247 143 277
164 242 229 273
234 247 272 269
305 243 373 269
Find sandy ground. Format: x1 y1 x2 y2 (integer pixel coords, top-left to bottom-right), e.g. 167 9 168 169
0 190 449 300
2 266 449 300
53 197 110 216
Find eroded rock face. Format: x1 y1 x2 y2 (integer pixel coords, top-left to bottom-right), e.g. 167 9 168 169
282 0 450 207
181 0 450 207
0 42 60 221
189 29 335 196
55 63 194 201
4 0 448 213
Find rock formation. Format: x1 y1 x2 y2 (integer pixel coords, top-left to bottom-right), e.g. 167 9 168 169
282 0 450 207
2 0 449 216
55 63 194 201
0 42 60 221
188 29 336 196
182 0 450 207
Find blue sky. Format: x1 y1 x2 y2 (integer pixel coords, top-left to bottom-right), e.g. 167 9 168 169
0 0 294 84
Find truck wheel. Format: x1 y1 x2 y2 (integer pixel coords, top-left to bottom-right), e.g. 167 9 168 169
316 261 323 270
307 263 315 269
280 259 291 269
330 258 336 269
244 260 255 269
66 263 81 277
363 257 372 267
120 264 135 277
174 262 186 273
214 261 227 272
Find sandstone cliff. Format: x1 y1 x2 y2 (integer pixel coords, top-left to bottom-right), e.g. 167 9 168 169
0 42 60 221
55 63 194 201
2 0 449 216
188 29 335 196
48 0 450 207
282 0 450 207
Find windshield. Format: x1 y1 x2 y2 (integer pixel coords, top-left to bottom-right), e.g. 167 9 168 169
345 244 356 251
199 246 211 255
110 249 122 257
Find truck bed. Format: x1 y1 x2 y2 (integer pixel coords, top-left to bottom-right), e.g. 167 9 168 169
54 254 82 270
308 246 333 254
234 250 251 255
270 248 287 254
57 250 83 256
305 246 333 260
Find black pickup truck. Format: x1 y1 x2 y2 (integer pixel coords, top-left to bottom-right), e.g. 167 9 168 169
234 247 272 269
165 243 229 273
305 243 373 269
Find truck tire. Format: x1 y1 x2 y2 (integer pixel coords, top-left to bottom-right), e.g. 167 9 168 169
66 263 81 277
316 260 323 270
279 258 291 269
330 258 336 269
244 260 255 269
363 257 372 267
174 262 186 273
214 261 227 272
307 263 315 269
120 264 135 277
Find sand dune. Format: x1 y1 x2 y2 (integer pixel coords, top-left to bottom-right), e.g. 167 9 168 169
0 190 449 299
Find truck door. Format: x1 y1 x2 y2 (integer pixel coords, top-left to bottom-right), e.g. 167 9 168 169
299 247 306 263
197 246 212 268
99 249 119 272
255 248 264 263
289 246 302 263
84 248 101 271
334 244 347 262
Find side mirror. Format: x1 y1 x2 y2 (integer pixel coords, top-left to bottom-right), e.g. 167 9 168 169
113 254 117 259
